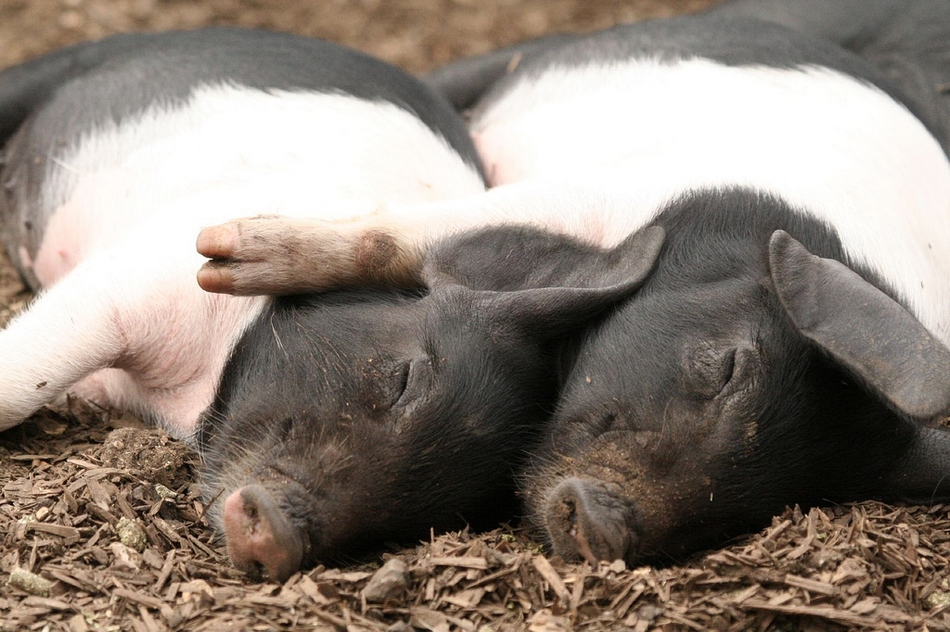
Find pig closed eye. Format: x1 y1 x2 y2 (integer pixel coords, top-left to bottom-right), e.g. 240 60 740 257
691 345 752 399
719 348 737 391
393 362 411 406
393 358 429 409
718 347 755 397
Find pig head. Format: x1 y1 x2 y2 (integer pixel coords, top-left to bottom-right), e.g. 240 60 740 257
195 225 663 581
522 191 950 566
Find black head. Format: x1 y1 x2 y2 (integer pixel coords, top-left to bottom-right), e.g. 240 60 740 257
522 192 950 566
195 224 663 581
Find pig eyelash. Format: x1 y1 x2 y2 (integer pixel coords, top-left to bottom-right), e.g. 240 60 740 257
393 357 433 411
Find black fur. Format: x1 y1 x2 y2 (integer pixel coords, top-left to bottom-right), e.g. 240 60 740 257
198 236 648 566
526 189 927 562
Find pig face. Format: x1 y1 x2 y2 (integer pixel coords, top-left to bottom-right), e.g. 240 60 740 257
523 228 950 566
196 226 664 581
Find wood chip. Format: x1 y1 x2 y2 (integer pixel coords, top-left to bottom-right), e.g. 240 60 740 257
783 574 838 596
531 556 570 603
113 588 163 609
429 556 488 570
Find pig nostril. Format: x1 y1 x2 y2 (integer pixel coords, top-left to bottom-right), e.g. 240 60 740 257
545 478 633 565
597 413 617 433
223 484 305 583
560 498 579 537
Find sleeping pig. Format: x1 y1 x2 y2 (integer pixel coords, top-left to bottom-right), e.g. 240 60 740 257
0 27 653 580
196 0 950 566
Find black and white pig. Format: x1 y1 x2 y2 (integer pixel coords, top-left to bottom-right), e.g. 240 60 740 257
196 0 950 567
0 28 656 581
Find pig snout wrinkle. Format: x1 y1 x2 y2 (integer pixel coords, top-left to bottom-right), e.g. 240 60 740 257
544 477 635 565
223 485 304 583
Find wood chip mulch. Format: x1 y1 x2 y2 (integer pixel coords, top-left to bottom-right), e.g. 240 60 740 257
1 402 949 632
1 2 948 629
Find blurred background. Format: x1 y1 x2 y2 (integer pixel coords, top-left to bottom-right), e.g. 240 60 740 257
0 0 720 73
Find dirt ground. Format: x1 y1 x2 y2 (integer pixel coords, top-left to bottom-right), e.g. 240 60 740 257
2 0 950 630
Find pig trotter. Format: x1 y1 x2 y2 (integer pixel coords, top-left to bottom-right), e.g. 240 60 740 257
197 216 422 295
195 223 240 260
223 485 305 582
544 478 635 565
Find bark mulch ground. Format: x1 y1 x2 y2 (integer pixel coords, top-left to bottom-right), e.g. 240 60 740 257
3 406 950 630
2 1 949 630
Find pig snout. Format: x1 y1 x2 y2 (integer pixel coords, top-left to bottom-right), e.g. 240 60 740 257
223 485 305 582
543 477 637 565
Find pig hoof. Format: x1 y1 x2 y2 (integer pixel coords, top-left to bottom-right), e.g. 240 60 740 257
223 484 304 582
196 223 240 259
196 261 236 294
544 477 635 565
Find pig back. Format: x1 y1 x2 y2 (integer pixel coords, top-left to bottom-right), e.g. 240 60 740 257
0 28 483 288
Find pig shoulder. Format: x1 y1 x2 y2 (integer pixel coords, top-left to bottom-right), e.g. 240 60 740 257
1 31 485 288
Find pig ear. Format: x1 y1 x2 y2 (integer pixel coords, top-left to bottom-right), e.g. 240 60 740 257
482 227 663 338
422 225 664 291
473 273 650 340
426 225 663 340
768 230 950 421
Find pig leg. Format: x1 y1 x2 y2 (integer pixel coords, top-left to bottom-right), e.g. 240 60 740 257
196 178 655 295
0 225 263 437
0 257 126 430
196 214 427 295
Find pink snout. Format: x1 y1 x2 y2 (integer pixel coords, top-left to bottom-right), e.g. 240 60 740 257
223 484 304 582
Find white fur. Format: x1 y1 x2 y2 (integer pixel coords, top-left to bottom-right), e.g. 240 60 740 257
474 60 950 343
422 60 950 344
0 84 484 438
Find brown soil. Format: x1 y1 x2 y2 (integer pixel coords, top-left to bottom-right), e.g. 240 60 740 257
2 1 949 630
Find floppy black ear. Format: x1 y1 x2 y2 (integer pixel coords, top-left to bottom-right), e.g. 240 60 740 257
467 278 647 341
422 225 663 341
769 230 950 503
768 230 950 421
422 224 664 292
